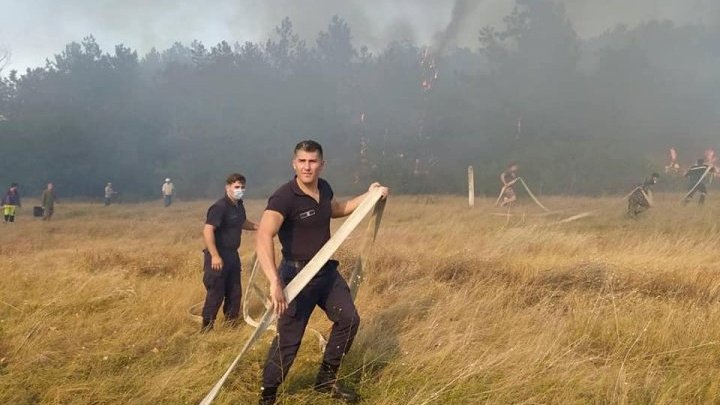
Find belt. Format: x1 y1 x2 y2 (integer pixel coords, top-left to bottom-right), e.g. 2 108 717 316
206 247 239 254
280 258 309 269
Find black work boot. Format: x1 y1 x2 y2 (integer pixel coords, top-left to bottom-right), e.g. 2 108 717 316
258 386 277 405
314 362 359 403
200 318 214 333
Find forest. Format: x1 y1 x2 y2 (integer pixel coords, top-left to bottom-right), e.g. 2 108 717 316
1 0 718 198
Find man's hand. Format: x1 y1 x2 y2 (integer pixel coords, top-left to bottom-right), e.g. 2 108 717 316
368 182 390 200
211 255 223 271
270 279 287 317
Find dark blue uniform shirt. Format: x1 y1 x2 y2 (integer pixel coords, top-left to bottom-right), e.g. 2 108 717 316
206 196 246 251
266 178 334 261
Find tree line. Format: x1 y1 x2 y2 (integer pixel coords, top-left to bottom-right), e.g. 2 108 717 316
1 0 718 199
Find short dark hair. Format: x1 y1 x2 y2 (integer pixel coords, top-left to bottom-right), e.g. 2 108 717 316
10 182 17 188
294 140 323 159
226 173 246 185
651 172 660 178
697 158 705 165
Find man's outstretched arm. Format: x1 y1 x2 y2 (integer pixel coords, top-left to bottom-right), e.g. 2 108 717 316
331 182 389 218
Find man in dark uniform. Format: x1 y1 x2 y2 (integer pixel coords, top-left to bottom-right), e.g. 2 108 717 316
627 173 659 218
256 140 389 404
683 159 715 205
201 173 258 332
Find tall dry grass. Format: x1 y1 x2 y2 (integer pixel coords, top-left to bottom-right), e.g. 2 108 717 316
1 194 720 404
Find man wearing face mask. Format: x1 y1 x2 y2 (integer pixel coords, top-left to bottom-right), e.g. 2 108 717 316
200 173 258 332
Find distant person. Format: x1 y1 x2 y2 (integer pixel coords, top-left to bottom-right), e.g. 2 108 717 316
162 178 175 207
256 140 389 405
665 147 680 174
627 173 659 218
2 183 21 223
40 182 58 221
200 173 258 332
683 159 715 205
499 162 519 207
104 183 116 206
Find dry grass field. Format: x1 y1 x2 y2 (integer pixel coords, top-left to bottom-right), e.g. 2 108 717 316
1 194 720 404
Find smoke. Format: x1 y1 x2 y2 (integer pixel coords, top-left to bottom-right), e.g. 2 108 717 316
1 0 718 71
562 0 720 36
383 19 418 45
0 45 10 73
432 0 479 56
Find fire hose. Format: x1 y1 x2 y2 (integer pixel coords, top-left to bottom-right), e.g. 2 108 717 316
199 189 387 405
680 165 714 202
494 177 551 213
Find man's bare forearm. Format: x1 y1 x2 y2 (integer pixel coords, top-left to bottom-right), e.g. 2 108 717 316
332 192 366 218
256 232 280 285
203 227 220 257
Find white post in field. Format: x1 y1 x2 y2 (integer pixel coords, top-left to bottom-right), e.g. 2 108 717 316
468 166 475 208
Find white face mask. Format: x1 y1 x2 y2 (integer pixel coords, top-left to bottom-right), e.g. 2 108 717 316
233 189 244 200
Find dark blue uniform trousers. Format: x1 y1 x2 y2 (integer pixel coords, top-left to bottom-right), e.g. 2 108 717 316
201 248 242 322
262 260 360 388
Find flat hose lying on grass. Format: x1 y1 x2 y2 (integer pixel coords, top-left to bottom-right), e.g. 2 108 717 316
555 184 656 225
187 256 261 325
492 179 602 225
544 184 653 225
494 177 550 213
187 256 271 326
517 178 551 213
199 189 387 405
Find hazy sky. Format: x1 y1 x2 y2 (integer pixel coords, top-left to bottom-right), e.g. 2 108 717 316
1 0 717 72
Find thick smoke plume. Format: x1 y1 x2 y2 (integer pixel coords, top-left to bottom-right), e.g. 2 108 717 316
432 0 479 56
